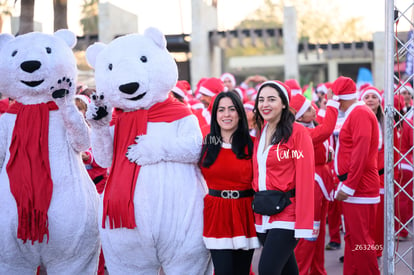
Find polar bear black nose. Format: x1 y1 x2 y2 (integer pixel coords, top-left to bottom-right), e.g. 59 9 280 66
20 60 41 73
119 82 139 95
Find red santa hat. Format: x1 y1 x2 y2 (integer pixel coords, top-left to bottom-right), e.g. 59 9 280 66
316 82 331 95
199 77 225 97
285 79 302 96
220 73 236 89
359 85 382 102
234 87 245 101
289 94 312 120
331 76 357 100
258 80 291 104
243 101 255 111
396 81 414 96
172 80 192 98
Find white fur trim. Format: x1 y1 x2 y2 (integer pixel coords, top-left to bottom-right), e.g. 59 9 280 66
260 81 290 104
171 86 185 98
399 163 413 172
295 229 313 238
255 220 295 233
203 236 260 250
199 86 215 97
315 173 333 201
326 100 340 109
295 99 311 120
317 109 326 118
291 89 302 96
337 93 358 100
317 85 328 94
340 184 355 196
344 196 380 204
360 89 382 102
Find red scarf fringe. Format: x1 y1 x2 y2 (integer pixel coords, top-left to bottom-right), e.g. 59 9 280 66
7 101 58 243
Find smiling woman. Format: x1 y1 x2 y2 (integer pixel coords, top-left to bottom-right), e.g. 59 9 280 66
251 80 315 275
199 91 259 275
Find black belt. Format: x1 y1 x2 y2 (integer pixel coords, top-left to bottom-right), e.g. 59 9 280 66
209 189 255 199
337 173 348 181
93 175 104 184
378 168 384 176
284 188 296 198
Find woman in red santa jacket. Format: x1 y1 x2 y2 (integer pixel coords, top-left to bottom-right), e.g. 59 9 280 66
360 85 386 257
252 81 315 275
199 91 260 275
290 92 338 275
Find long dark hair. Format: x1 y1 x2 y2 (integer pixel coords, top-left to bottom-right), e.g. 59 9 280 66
253 81 295 144
199 92 253 168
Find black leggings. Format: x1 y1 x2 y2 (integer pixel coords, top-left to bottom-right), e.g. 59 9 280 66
257 229 299 275
210 249 255 275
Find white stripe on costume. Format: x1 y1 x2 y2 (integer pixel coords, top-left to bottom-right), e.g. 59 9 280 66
203 236 260 250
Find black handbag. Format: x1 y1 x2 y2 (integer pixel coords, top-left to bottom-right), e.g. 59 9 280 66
252 189 296 216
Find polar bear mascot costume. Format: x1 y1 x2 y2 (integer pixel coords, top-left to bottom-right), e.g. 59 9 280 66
0 30 100 274
85 27 211 274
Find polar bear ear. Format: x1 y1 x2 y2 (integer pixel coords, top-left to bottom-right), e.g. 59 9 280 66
54 29 77 49
0 33 14 52
144 27 167 49
85 42 106 68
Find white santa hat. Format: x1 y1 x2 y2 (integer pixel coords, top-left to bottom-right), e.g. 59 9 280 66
289 94 311 119
359 85 382 102
331 76 357 100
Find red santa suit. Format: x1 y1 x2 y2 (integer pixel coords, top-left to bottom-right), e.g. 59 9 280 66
200 142 260 250
294 99 339 275
335 102 380 275
252 122 315 238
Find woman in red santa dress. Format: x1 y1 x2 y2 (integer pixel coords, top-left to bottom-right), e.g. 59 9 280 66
252 81 315 275
199 91 260 275
289 91 338 275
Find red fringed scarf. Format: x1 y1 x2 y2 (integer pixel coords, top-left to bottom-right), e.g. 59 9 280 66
6 101 58 244
103 96 192 229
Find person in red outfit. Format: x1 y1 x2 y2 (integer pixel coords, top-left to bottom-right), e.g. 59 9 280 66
290 91 339 275
333 76 380 275
360 85 385 257
252 81 315 275
199 91 260 275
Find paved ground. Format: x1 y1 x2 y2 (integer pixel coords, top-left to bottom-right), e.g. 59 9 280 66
250 226 413 275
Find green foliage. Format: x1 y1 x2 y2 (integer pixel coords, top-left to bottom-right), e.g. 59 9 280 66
235 0 370 44
80 0 98 35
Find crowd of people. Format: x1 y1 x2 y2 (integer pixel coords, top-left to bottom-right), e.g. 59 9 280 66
1 71 412 275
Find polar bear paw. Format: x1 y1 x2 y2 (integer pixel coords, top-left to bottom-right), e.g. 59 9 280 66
126 135 162 166
86 93 112 128
51 76 75 108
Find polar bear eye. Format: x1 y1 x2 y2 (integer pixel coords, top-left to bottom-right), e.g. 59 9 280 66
108 64 113 70
11 50 17 57
46 47 52 54
140 56 147 63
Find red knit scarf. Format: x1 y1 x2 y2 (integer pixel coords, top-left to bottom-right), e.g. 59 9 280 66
6 101 58 244
103 96 192 229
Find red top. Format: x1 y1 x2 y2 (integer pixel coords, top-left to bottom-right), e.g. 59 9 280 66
252 122 315 238
200 144 259 250
335 102 380 203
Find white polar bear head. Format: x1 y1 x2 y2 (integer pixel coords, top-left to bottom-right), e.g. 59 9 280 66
0 30 77 105
85 27 178 111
